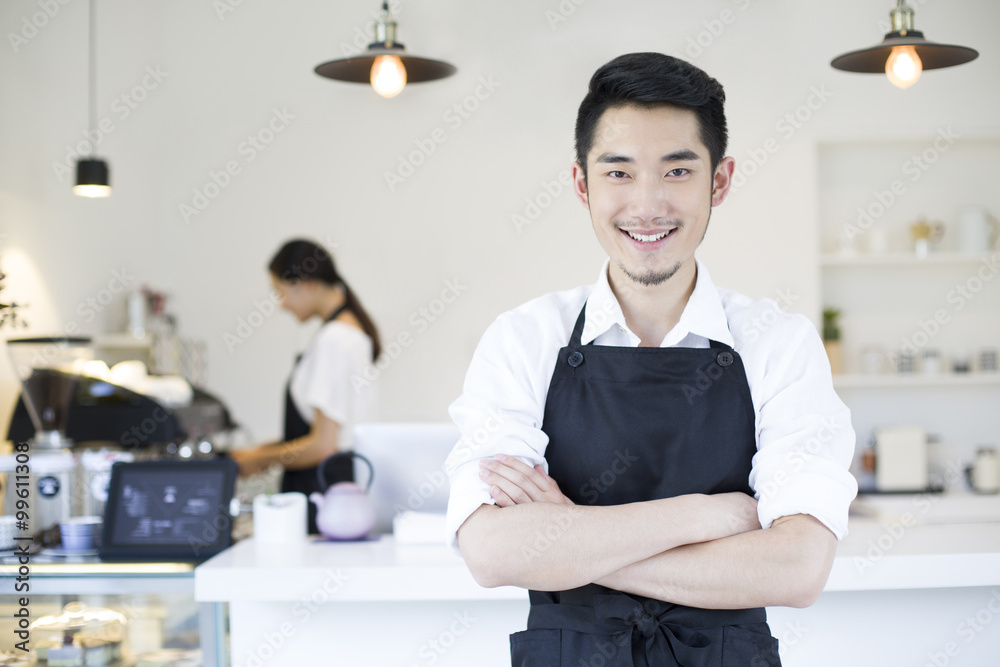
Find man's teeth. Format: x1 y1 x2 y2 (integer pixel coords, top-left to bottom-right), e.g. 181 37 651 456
625 230 671 243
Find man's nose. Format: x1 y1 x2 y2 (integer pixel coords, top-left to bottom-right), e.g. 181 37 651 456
628 181 670 222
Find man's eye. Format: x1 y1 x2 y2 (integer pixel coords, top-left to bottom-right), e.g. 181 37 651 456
608 171 629 179
666 168 689 177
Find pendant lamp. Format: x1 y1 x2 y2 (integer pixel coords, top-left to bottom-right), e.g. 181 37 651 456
831 0 978 89
74 0 110 197
314 2 456 98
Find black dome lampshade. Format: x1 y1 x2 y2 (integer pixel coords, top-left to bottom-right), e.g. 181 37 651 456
74 158 111 198
831 0 978 89
314 2 456 98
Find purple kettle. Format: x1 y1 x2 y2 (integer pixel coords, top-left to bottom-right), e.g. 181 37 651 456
309 452 376 540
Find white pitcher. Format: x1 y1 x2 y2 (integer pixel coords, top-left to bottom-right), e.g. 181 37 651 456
956 206 999 253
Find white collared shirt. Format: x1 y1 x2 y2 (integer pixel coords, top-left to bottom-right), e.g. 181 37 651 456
444 259 858 554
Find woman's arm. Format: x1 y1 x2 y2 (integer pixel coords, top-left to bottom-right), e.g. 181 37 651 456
230 408 341 476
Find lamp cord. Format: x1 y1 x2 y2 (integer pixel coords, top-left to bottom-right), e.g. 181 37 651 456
88 0 96 155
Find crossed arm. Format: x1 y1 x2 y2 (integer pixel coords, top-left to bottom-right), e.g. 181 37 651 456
457 454 836 609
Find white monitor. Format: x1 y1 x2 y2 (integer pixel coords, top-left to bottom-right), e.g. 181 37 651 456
350 422 459 535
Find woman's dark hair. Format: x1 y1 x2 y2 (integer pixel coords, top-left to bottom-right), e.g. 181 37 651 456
575 52 728 177
268 239 382 361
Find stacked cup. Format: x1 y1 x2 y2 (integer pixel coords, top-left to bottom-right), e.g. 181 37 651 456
59 516 103 551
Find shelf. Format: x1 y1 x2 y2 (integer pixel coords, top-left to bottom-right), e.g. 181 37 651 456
833 373 1000 389
821 252 994 268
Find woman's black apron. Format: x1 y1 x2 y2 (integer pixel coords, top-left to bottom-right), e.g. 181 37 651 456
511 303 781 667
279 305 355 535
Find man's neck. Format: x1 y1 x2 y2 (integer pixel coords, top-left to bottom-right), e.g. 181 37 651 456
608 260 697 347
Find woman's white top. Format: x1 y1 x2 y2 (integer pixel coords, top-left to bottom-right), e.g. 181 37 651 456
289 320 375 449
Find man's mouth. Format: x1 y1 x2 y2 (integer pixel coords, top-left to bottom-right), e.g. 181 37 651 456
621 228 677 243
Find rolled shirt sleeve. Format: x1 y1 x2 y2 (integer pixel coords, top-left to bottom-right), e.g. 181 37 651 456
444 299 573 555
739 304 859 540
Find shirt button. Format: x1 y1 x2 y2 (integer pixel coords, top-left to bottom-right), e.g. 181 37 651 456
568 351 584 367
716 351 734 367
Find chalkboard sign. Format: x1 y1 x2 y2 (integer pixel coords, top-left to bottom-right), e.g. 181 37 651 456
99 459 237 561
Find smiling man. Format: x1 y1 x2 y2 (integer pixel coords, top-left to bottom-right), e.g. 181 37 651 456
445 53 858 667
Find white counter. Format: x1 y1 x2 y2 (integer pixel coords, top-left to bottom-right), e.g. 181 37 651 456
196 494 1000 666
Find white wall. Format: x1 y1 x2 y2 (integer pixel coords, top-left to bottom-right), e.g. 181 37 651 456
2 0 998 443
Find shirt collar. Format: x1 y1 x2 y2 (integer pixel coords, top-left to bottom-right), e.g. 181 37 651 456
582 258 734 348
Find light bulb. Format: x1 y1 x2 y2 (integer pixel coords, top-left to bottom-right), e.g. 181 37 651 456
885 45 922 89
72 184 111 197
370 55 407 98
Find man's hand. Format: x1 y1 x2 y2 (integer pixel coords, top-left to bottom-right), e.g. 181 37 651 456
478 454 575 507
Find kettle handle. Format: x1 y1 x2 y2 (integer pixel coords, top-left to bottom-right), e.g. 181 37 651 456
316 451 374 493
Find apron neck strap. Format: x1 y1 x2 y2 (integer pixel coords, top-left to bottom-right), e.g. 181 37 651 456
569 303 588 348
326 303 349 323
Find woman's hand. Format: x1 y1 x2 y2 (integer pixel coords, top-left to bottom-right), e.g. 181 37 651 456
478 454 575 507
229 448 270 477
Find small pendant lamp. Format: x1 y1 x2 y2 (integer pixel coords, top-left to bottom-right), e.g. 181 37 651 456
314 2 456 99
831 0 978 89
74 0 111 197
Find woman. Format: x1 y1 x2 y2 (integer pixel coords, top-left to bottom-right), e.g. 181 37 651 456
231 239 381 534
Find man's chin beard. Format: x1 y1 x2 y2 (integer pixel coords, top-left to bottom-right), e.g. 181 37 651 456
616 260 683 287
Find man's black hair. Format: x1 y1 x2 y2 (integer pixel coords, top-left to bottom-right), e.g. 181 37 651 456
575 52 728 177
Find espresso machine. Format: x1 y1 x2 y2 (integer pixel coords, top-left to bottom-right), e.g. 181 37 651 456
1 336 238 540
0 337 92 534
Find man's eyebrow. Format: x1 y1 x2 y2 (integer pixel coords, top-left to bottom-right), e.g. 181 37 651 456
593 149 702 164
661 149 701 162
594 153 633 164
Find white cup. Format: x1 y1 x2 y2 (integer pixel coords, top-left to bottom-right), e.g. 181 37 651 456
253 493 308 545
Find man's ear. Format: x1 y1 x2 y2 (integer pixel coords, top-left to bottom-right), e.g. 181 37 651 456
711 156 736 207
572 161 590 210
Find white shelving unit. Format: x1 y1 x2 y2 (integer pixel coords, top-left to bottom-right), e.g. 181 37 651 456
817 136 1000 482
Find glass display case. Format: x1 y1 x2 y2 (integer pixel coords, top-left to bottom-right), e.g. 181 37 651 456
0 557 225 667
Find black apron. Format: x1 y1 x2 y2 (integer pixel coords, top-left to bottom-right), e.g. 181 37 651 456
510 303 781 667
279 304 355 535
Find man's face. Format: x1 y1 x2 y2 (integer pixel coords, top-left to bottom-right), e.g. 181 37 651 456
573 104 734 289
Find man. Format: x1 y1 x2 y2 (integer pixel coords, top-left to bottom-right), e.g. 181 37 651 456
444 53 857 666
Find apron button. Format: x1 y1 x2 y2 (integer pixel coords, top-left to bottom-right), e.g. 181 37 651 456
717 351 734 367
568 351 584 367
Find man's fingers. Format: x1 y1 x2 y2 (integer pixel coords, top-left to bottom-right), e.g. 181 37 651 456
479 455 544 499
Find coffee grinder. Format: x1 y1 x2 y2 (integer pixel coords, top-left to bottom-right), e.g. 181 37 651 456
1 337 93 534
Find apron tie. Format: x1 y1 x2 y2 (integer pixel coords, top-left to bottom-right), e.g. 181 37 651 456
591 593 712 667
